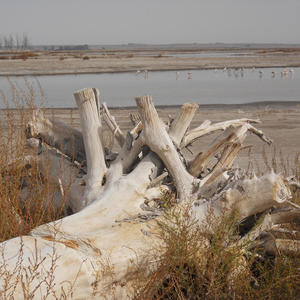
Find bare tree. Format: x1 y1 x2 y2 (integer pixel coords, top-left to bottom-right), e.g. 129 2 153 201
15 33 21 50
3 36 9 49
8 34 14 49
22 33 30 49
0 33 31 50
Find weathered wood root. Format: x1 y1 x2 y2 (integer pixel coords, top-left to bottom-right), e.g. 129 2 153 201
0 89 298 299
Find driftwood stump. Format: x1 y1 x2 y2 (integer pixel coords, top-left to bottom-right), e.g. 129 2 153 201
0 88 299 299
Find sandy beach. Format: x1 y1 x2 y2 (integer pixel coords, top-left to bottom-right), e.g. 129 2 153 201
40 101 300 172
0 47 300 76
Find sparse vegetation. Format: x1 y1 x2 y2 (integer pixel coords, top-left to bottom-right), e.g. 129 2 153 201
14 51 39 60
0 51 39 61
130 199 300 299
0 80 72 243
72 54 82 59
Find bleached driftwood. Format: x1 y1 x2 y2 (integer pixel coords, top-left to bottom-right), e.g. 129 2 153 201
181 118 272 148
0 89 298 299
102 102 125 147
26 110 86 165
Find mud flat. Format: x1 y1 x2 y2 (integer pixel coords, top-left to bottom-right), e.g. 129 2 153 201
1 102 299 170
1 48 300 76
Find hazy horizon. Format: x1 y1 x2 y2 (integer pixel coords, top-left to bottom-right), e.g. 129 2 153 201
1 0 300 45
35 42 300 47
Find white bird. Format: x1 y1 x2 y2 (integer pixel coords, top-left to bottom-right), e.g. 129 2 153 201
281 69 289 78
240 68 244 77
289 68 294 79
144 69 148 79
233 68 239 78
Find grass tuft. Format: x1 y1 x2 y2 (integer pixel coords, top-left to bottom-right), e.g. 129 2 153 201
130 199 300 299
0 80 72 242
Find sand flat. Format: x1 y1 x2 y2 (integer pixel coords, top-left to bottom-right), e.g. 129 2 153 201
38 103 300 172
1 48 300 76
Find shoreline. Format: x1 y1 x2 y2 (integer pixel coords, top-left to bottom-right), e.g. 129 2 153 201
2 65 300 77
1 100 300 111
1 48 300 77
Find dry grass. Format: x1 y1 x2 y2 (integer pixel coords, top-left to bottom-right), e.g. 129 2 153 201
0 80 72 242
127 151 300 299
130 201 300 299
0 80 78 298
0 51 39 61
0 231 79 299
14 52 39 60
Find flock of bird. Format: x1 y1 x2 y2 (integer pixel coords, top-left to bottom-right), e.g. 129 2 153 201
221 67 295 79
135 67 295 80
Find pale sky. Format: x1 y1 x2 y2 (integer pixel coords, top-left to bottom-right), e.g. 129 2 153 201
1 0 300 45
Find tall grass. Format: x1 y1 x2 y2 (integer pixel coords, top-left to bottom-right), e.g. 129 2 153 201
0 79 70 242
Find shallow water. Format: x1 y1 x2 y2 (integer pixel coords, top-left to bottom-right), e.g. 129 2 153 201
0 67 300 108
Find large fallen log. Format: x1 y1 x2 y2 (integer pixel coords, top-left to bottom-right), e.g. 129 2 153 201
0 89 298 299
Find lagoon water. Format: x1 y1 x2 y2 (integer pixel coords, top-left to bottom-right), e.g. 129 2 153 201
0 67 300 108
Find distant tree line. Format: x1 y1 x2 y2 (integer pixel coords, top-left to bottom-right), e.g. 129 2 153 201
0 33 30 50
58 44 89 51
43 44 89 51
